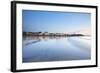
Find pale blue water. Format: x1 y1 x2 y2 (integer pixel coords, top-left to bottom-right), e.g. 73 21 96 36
22 36 91 63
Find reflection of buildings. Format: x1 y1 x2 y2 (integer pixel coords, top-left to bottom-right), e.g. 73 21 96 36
23 32 84 37
23 28 91 46
23 31 89 46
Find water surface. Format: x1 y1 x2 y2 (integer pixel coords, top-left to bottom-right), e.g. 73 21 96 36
22 36 91 63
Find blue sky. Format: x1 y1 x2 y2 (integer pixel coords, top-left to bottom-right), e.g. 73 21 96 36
22 10 91 33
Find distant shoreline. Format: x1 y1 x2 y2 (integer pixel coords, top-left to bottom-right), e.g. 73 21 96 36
23 32 85 37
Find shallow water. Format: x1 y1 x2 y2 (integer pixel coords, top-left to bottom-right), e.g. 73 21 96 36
22 36 91 63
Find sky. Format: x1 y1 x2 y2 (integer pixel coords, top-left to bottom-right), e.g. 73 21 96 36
22 10 91 33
